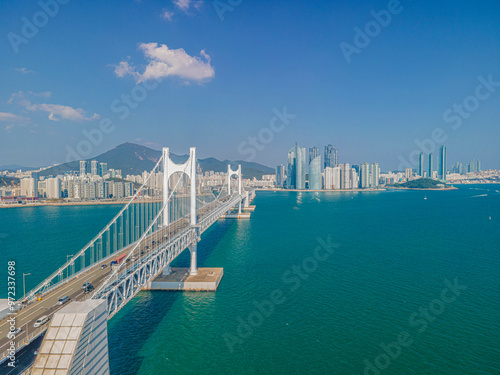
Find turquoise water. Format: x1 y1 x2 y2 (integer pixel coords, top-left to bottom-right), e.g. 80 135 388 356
1 186 499 374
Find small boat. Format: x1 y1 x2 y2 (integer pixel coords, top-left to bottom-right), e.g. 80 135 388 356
424 195 427 200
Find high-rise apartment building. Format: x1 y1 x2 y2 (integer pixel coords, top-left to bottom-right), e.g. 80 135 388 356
308 153 321 190
286 147 296 189
100 163 108 177
438 145 447 180
428 153 434 179
309 147 320 164
371 163 380 188
91 160 98 176
418 152 424 177
296 146 306 190
80 160 87 177
324 144 338 169
360 162 371 188
276 165 285 187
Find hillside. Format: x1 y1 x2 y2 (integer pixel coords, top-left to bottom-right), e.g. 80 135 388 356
39 143 274 179
393 178 449 189
0 176 20 187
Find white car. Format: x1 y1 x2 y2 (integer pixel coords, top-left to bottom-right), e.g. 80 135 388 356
57 296 70 305
33 316 49 328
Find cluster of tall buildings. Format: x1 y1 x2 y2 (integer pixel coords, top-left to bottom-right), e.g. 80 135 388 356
16 174 134 200
276 144 380 190
80 160 109 178
416 145 481 180
451 159 481 175
417 145 448 180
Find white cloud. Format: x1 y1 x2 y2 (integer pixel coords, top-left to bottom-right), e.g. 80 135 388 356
114 61 137 78
15 67 35 74
162 10 174 20
7 91 98 122
0 112 29 132
114 42 215 83
7 90 51 105
172 0 203 12
25 103 100 122
0 112 28 122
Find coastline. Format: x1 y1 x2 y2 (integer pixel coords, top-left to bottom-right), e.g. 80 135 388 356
0 200 129 209
256 188 385 192
388 186 458 191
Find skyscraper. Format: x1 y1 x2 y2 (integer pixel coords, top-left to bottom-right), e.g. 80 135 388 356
428 153 434 179
360 162 371 188
469 160 475 173
418 152 424 177
80 160 87 177
286 147 296 189
324 144 338 168
91 160 98 176
309 147 320 164
308 153 321 190
371 163 380 188
100 162 108 177
341 163 351 189
296 146 306 190
276 165 285 187
476 160 481 172
438 145 447 180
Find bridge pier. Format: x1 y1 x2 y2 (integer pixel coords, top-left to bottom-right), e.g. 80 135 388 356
189 243 198 276
163 263 172 276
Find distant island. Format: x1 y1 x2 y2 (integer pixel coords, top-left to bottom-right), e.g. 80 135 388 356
390 178 457 190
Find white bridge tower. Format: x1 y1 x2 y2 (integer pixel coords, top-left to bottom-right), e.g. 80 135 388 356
162 147 198 276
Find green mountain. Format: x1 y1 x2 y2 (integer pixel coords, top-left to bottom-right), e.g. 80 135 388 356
40 143 274 179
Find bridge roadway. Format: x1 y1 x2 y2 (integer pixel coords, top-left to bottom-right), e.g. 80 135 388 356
0 195 236 362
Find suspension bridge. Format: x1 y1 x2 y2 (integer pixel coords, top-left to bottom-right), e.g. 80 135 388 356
0 147 256 375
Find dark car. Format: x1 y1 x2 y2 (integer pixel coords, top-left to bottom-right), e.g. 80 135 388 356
83 284 94 294
100 264 107 269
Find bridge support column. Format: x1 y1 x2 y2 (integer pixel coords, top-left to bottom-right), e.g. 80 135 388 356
189 243 198 276
163 263 172 276
244 191 249 208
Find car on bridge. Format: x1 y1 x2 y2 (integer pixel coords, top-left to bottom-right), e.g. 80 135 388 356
83 285 94 294
33 316 49 328
100 264 107 269
6 327 21 338
81 282 92 290
57 296 70 305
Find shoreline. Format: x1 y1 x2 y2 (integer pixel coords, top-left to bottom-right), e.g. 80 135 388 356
387 186 458 191
256 188 385 192
0 200 130 209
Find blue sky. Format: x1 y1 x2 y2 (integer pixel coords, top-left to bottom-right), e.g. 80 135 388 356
0 0 499 171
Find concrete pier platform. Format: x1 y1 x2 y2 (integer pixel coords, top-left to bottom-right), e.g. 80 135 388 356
145 268 223 291
243 205 256 211
220 212 251 219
